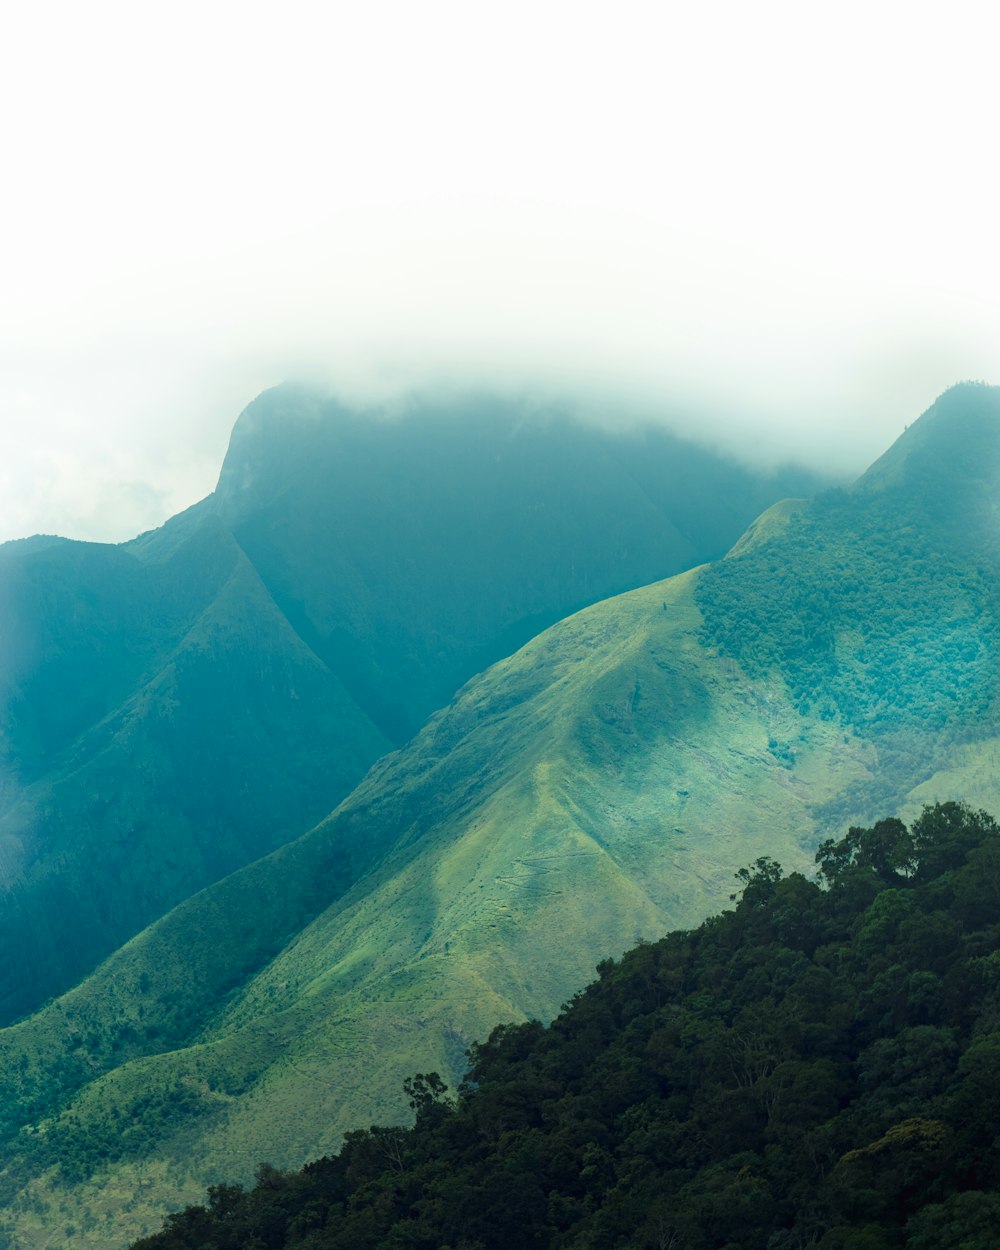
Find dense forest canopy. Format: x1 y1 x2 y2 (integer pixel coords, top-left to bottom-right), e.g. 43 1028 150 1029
126 802 1000 1250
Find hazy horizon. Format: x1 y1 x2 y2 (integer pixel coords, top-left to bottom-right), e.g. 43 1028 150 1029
3 1 998 545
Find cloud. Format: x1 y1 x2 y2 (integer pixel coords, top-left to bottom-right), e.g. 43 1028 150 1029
2 1 1000 543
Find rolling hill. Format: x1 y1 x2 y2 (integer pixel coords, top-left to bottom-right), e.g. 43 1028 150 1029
2 384 998 1247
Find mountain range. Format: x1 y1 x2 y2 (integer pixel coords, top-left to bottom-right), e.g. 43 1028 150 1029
3 382 999 1248
0 387 816 1025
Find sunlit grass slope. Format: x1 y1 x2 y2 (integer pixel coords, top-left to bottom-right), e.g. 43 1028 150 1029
0 570 879 1247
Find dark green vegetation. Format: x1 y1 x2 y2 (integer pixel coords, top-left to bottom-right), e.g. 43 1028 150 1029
128 802 1000 1250
0 387 817 1023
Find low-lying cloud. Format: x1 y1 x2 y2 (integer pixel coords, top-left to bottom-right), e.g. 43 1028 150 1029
2 1 999 544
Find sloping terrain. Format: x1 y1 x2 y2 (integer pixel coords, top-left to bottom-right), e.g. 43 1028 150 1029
0 388 814 1023
0 568 866 1246
128 803 1000 1250
3 385 999 1247
696 381 1000 821
208 387 823 742
0 520 389 1021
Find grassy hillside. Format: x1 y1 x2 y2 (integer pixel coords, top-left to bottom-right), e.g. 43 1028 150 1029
0 389 815 1023
128 802 1000 1250
0 571 905 1246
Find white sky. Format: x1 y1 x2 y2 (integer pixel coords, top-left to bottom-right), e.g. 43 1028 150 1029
2 0 999 543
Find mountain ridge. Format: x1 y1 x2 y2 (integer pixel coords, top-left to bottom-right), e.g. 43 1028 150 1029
5 385 998 1245
0 389 822 1024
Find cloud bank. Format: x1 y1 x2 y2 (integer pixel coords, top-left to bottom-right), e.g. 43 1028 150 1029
2 0 999 543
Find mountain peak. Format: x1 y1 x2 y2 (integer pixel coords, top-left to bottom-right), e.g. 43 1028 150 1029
855 381 1000 497
213 384 338 511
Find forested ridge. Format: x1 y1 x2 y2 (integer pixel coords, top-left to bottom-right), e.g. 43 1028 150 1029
128 802 1000 1250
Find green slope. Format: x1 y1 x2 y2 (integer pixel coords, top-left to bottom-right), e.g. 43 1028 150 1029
128 803 1000 1250
0 568 872 1246
695 382 1000 821
0 520 390 1022
0 389 817 1024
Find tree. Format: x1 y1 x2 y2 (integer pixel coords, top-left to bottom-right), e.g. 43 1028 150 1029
816 819 915 887
403 1071 453 1124
731 857 783 905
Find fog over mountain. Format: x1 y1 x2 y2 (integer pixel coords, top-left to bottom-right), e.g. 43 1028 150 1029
2 2 1000 544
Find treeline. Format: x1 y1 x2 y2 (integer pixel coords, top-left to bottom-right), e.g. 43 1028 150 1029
132 802 1000 1249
